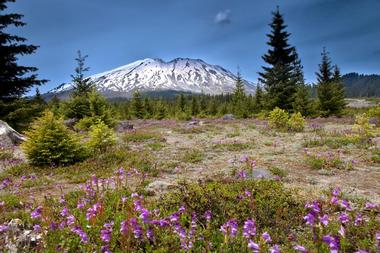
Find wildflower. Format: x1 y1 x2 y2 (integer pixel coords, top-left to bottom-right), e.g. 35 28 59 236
33 224 41 232
340 200 352 211
121 196 127 203
270 245 281 253
365 202 378 209
204 210 212 223
332 187 341 196
339 212 349 224
294 245 307 253
139 208 150 224
0 201 4 207
237 170 247 179
354 213 363 226
221 219 238 238
376 231 380 240
319 214 329 226
356 251 369 253
67 215 75 226
71 226 88 243
31 206 43 219
245 190 252 197
305 201 320 213
304 212 316 226
130 218 143 239
240 155 249 162
169 212 180 223
101 245 111 253
330 196 339 205
262 231 272 243
76 198 85 209
91 174 98 186
322 235 340 253
120 220 128 234
60 207 69 217
178 205 186 213
100 223 113 243
59 195 66 205
49 222 58 230
248 240 260 253
86 203 101 221
146 227 154 241
338 225 345 237
131 192 139 198
0 224 9 233
243 219 256 239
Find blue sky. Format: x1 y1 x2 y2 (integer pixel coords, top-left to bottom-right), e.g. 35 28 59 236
6 0 380 94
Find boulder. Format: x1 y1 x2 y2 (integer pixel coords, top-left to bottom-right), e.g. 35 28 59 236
222 114 235 120
63 118 78 129
116 121 134 132
0 120 25 146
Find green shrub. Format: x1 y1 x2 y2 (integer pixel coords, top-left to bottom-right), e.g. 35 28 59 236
368 106 380 122
21 111 88 166
268 107 289 130
287 112 305 132
87 120 116 152
352 113 375 139
175 111 192 121
74 116 96 131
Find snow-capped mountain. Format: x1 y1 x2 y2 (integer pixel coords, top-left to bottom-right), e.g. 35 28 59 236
47 58 255 99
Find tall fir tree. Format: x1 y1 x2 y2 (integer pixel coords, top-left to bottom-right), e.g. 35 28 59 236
232 71 247 118
0 0 46 99
143 97 153 118
316 48 346 116
253 85 264 113
258 7 297 111
131 90 144 119
71 50 94 96
190 95 199 116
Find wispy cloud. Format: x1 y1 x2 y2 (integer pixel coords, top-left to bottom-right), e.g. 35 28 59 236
214 9 231 25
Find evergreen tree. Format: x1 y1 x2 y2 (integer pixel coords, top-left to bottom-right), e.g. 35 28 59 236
232 71 247 118
293 84 312 116
190 96 199 116
71 50 94 96
131 90 144 119
143 97 153 118
258 7 297 111
0 0 46 99
33 88 45 105
154 98 167 120
253 85 264 113
176 94 186 113
316 48 346 116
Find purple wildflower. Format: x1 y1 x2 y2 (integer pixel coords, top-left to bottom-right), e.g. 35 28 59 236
60 207 69 217
332 187 341 196
354 213 363 226
338 225 345 237
146 227 154 241
67 215 75 226
248 240 260 253
221 219 238 238
340 200 352 211
204 210 212 223
304 212 316 226
31 206 43 219
243 219 256 239
365 202 378 209
71 226 88 243
339 212 349 224
322 235 340 253
33 224 41 232
139 208 150 224
100 223 113 243
270 245 281 253
262 231 272 243
120 220 128 234
101 245 111 253
319 214 329 226
0 224 9 233
130 218 143 239
330 196 339 205
86 202 101 221
294 245 307 253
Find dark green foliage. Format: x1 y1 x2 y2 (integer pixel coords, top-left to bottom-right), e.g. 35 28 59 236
0 0 46 99
0 97 46 131
316 48 346 116
342 73 380 97
258 8 297 111
71 51 94 96
131 90 144 119
232 71 248 118
21 111 87 166
293 84 313 116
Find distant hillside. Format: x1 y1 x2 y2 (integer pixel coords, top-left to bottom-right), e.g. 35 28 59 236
342 73 380 97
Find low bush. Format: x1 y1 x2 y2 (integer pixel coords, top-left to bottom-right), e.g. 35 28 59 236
268 107 289 130
87 121 116 152
287 112 305 132
21 111 88 166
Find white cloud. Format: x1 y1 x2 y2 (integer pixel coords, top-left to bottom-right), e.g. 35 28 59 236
214 9 231 25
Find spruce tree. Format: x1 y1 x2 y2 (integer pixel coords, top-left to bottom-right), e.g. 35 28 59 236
258 7 297 111
176 94 186 113
190 96 199 116
143 97 153 118
316 48 345 116
253 85 264 113
131 90 144 119
0 0 46 99
232 71 247 118
71 50 94 96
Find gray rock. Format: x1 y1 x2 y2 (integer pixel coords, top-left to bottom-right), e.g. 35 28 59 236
116 121 134 132
187 120 199 126
0 120 25 146
145 180 175 193
222 114 235 120
250 168 273 179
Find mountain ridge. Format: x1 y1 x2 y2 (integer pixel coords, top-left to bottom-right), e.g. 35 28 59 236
46 58 255 99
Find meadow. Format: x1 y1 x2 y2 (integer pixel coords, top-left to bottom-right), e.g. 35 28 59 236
1 115 379 252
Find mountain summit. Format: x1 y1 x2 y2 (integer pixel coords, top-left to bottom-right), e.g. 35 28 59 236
47 58 255 99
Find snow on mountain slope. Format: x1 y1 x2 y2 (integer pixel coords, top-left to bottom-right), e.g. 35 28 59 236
48 58 255 98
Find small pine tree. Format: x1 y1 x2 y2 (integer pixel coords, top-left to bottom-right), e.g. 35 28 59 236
232 71 247 118
143 97 153 118
154 98 167 120
87 120 116 152
131 90 144 119
71 51 94 96
253 85 264 113
293 84 312 116
176 94 186 113
21 111 87 166
316 48 346 116
190 96 200 116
